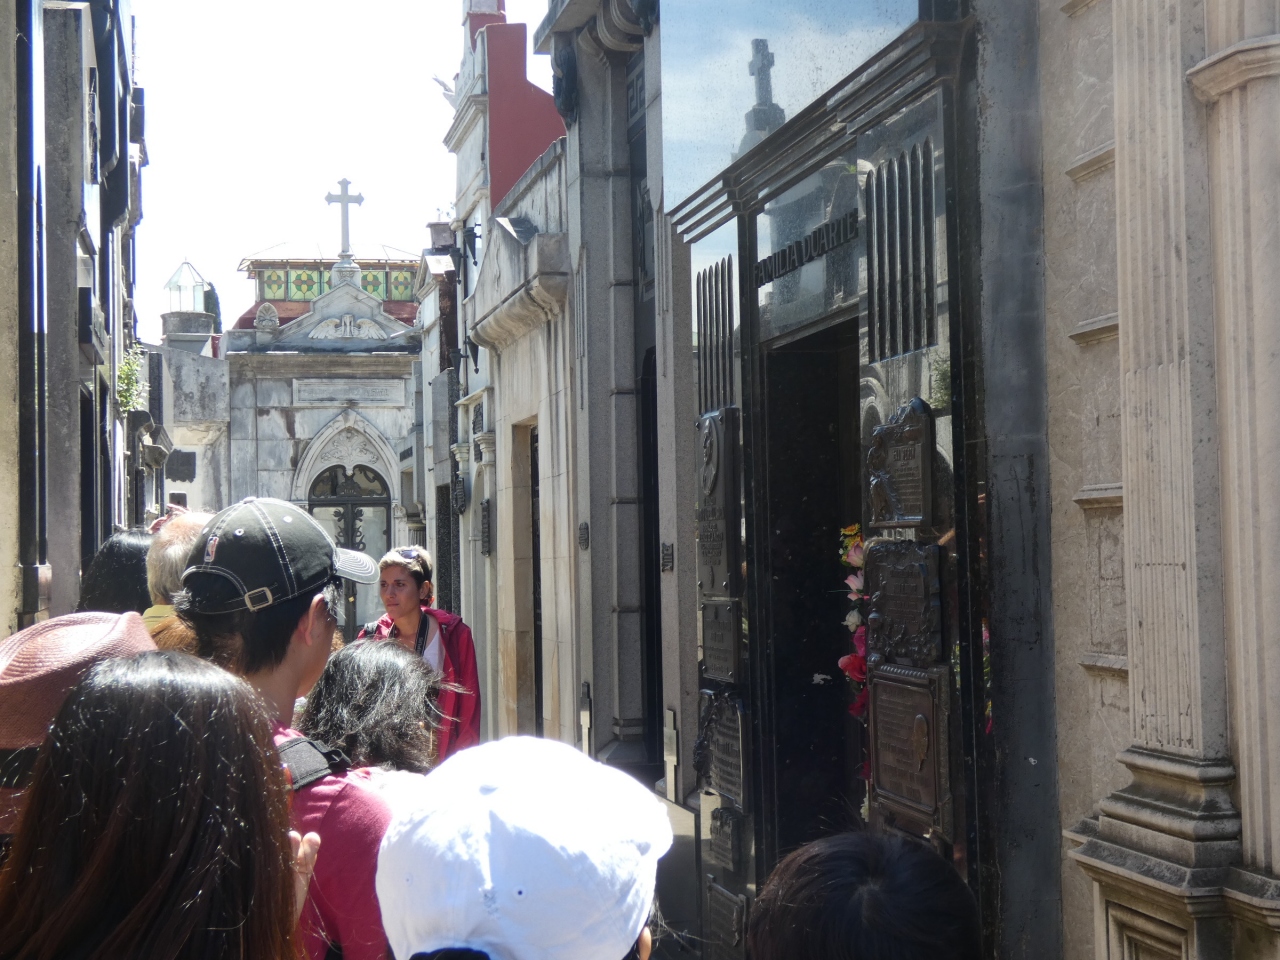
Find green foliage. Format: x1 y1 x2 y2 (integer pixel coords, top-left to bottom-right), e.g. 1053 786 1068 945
117 345 147 412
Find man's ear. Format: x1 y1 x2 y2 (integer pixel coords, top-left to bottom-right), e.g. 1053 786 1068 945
299 593 331 648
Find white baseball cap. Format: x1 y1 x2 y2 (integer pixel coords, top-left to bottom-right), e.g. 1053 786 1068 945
376 736 674 960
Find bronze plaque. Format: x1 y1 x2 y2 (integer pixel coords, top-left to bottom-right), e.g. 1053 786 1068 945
706 879 747 960
696 407 741 601
701 599 742 683
868 397 933 528
694 692 747 811
708 806 744 872
868 662 952 844
864 539 942 667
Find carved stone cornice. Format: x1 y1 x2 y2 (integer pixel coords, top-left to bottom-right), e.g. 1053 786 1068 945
1188 34 1280 102
470 231 570 352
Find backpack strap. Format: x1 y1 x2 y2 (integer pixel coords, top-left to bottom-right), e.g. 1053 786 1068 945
278 737 351 792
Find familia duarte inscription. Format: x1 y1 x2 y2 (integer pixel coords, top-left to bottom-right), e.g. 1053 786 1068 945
753 209 859 288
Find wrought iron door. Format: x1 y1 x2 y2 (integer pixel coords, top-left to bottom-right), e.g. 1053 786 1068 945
309 465 390 640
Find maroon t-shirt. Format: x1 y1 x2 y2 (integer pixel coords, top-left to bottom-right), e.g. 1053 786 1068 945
274 721 392 960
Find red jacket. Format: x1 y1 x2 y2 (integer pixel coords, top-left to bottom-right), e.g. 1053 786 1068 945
357 605 480 760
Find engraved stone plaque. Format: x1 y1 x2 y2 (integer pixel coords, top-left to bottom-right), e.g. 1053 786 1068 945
868 662 952 844
701 599 742 683
694 692 747 811
864 539 942 667
294 378 404 407
867 397 933 528
696 407 741 601
706 880 747 960
709 807 744 872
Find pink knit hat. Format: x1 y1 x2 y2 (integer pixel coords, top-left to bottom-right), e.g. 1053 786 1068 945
0 612 156 835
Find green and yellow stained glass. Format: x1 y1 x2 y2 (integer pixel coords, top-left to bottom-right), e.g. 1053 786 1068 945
361 270 386 299
262 269 286 299
388 269 415 301
288 269 320 300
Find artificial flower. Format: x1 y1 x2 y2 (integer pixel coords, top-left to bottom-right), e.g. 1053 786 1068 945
851 624 867 656
844 608 863 631
841 523 860 537
845 540 866 568
845 571 864 597
838 653 867 683
848 685 869 718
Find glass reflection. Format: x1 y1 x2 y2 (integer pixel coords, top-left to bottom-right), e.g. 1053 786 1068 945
661 0 920 208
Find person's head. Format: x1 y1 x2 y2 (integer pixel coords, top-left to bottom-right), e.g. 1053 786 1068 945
77 530 153 614
379 546 433 619
747 831 982 960
146 511 213 606
377 737 673 960
297 639 441 773
0 612 155 841
173 497 378 692
0 650 297 960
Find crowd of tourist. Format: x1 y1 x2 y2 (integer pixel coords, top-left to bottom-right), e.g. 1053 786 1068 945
0 496 982 960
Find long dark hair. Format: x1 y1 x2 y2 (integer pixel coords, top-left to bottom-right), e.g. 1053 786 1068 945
0 651 297 960
747 831 982 960
298 639 442 773
77 530 153 615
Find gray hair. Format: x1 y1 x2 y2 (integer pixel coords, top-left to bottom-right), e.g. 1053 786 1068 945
146 513 213 605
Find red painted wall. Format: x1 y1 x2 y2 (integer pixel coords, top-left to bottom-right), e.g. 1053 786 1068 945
483 23 566 212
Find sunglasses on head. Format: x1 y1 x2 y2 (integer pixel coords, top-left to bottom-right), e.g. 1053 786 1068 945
397 548 423 560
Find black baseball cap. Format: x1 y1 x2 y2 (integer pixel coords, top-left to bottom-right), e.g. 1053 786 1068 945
180 497 378 614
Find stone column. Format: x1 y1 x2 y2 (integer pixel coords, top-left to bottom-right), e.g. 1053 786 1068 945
1189 22 1280 879
1069 0 1243 950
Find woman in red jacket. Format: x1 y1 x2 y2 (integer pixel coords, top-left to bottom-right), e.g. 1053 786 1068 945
356 548 480 760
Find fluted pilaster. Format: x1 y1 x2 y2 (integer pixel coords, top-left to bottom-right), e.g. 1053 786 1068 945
1190 30 1280 876
1114 0 1227 762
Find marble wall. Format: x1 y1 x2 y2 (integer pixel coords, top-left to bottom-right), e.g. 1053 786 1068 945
1039 0 1127 954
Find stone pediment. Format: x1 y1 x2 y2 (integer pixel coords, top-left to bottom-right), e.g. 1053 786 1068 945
471 216 569 352
271 284 411 348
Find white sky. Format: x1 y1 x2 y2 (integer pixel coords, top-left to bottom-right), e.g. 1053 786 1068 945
131 0 553 343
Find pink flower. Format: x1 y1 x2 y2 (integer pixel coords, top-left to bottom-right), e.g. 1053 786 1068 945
848 685 869 718
845 572 864 599
845 541 865 568
851 625 867 657
838 653 867 683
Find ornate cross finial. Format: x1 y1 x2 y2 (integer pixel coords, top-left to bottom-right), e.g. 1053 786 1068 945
325 179 364 257
749 39 775 108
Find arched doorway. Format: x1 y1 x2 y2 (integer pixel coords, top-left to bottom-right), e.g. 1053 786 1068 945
309 464 389 640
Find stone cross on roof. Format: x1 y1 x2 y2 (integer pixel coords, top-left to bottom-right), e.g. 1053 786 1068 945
749 39 775 109
326 179 364 257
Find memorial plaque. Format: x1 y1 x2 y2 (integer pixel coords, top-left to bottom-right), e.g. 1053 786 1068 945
694 692 747 811
696 407 741 601
868 662 952 845
867 397 933 528
708 806 744 872
864 539 942 667
706 880 747 960
293 378 404 407
701 598 742 683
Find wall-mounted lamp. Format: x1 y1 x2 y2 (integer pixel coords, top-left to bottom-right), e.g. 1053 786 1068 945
462 224 482 266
